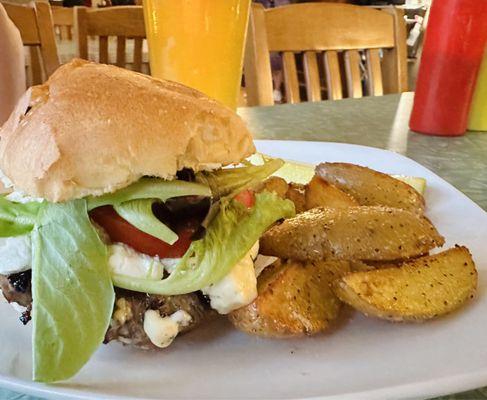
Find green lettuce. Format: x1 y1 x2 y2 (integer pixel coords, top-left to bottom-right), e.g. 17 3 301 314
195 158 284 199
87 178 211 210
114 199 178 244
31 200 114 382
0 196 42 237
112 191 295 295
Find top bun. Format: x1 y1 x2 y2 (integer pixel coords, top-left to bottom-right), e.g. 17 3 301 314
0 59 255 202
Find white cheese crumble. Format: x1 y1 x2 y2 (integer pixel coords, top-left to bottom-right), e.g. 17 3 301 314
0 234 32 275
202 242 260 315
143 309 192 348
5 191 44 204
108 243 166 280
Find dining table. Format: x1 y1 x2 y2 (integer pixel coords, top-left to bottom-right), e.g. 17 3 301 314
1 92 486 400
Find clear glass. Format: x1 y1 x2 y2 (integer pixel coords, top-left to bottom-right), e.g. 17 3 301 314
143 0 251 110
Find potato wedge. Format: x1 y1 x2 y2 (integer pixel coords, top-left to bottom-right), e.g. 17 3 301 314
260 206 444 262
316 162 425 214
285 182 306 214
305 175 358 210
257 176 289 199
333 246 477 321
229 259 350 337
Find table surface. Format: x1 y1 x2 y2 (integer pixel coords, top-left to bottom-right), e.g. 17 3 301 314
3 93 487 400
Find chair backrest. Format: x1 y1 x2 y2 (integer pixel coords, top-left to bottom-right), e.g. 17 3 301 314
51 6 74 41
244 3 407 106
2 1 60 85
73 6 147 73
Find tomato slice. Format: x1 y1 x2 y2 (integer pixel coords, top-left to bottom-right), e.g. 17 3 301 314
234 189 255 208
90 206 196 258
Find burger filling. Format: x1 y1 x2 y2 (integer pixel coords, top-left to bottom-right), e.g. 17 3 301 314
0 158 295 382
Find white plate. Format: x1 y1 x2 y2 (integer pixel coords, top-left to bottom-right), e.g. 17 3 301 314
1 141 487 400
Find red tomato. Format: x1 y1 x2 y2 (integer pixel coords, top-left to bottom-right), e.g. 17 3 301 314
90 206 195 258
234 189 255 208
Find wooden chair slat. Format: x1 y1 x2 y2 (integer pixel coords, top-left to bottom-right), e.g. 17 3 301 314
244 3 274 106
133 37 143 72
116 36 126 67
3 2 60 84
74 6 88 59
244 2 407 105
282 51 300 104
2 3 38 44
365 48 383 96
74 6 146 71
323 50 342 100
265 3 394 52
381 7 408 94
99 36 108 64
35 2 60 78
29 46 43 85
303 51 321 102
344 50 362 99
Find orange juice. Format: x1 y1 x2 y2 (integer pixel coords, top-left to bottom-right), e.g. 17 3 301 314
143 0 251 110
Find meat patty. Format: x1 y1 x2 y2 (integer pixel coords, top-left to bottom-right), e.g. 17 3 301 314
0 272 213 349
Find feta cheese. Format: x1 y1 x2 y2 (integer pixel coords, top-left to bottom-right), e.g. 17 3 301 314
0 234 32 275
143 309 192 348
203 245 259 314
108 243 166 280
5 191 44 203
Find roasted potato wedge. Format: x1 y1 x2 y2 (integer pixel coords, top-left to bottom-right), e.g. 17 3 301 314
285 182 306 214
258 176 289 199
229 259 350 337
305 175 358 210
316 162 425 214
260 206 444 262
333 246 477 321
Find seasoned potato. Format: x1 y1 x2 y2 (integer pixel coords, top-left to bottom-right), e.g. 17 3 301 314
260 206 444 262
258 176 289 199
285 182 306 214
316 163 425 214
229 259 350 337
333 246 477 321
305 175 358 210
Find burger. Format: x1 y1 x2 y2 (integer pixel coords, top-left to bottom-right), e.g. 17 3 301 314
0 59 295 382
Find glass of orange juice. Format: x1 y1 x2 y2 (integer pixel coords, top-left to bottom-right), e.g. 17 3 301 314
143 0 251 110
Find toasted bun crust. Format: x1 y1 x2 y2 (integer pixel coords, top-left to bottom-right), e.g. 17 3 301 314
0 59 255 202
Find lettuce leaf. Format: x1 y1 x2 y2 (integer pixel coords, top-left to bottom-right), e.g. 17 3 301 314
0 196 42 237
31 200 114 382
195 158 284 199
112 191 295 295
87 178 211 210
114 199 178 244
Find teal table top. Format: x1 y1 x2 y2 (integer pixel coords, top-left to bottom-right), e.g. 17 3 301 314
2 93 487 400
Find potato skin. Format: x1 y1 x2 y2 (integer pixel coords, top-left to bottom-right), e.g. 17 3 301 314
229 259 350 338
260 206 444 262
258 177 306 213
316 162 425 214
305 175 358 210
333 246 477 321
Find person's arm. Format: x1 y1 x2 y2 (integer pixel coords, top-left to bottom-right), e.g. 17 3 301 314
0 4 26 126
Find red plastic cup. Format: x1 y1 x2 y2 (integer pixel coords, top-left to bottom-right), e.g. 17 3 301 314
409 0 487 136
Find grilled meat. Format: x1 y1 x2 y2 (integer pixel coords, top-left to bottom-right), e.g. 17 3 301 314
1 272 212 349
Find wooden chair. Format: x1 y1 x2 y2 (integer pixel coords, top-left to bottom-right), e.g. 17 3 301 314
2 1 60 85
73 6 147 73
244 3 408 106
51 6 74 41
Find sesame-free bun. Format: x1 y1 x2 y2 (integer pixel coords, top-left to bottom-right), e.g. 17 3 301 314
0 59 255 202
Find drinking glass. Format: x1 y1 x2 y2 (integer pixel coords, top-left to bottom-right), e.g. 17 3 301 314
143 0 251 110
